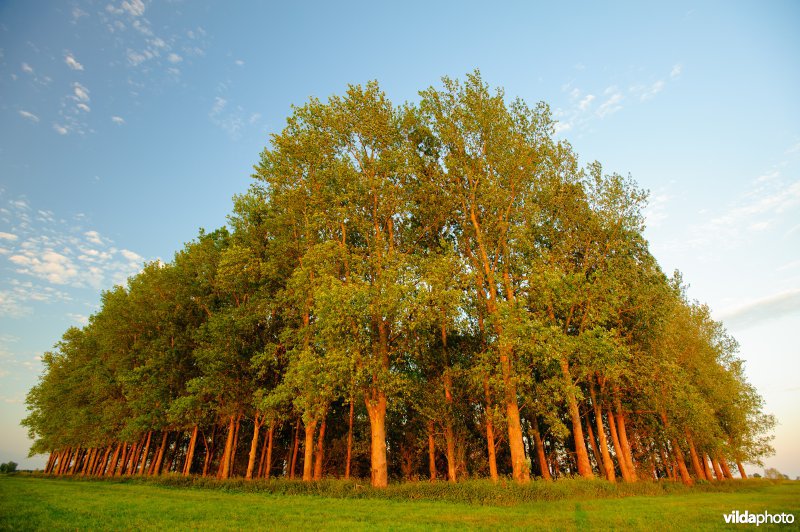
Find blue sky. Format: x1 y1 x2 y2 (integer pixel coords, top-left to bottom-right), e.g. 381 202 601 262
1 0 798 476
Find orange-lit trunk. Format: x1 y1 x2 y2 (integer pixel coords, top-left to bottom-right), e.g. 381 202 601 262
711 455 724 480
314 419 326 480
345 399 354 480
483 376 498 482
139 431 152 475
427 420 437 481
245 416 261 480
531 419 552 480
607 407 631 482
561 358 593 478
365 390 388 488
290 418 300 479
219 416 236 479
718 456 734 479
590 382 615 481
264 424 275 479
736 461 747 479
685 432 706 480
184 426 198 477
302 417 317 481
702 454 715 481
613 391 636 480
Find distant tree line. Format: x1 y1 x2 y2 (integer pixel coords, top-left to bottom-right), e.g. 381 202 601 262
23 72 774 487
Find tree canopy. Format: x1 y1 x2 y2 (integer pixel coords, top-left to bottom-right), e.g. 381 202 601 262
23 71 774 487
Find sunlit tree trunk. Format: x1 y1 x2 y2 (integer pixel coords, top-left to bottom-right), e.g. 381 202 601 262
314 418 326 480
590 382 615 481
711 455 724 480
531 419 552 480
736 461 748 479
702 454 715 481
365 390 388 488
219 415 236 479
606 407 632 482
718 456 734 479
427 421 437 481
561 358 593 478
184 426 198 477
685 432 706 480
290 418 300 479
345 400 354 480
613 391 636 480
139 431 152 476
246 415 261 480
302 417 317 482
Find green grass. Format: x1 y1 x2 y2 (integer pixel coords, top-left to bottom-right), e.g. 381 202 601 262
1 475 798 530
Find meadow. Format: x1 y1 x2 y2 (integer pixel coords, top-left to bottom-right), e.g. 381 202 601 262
1 475 798 530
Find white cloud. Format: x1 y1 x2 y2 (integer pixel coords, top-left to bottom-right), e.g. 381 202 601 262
640 80 665 101
596 91 623 118
121 0 145 17
644 191 672 228
64 52 84 71
167 53 182 64
76 103 91 113
0 232 18 241
67 313 89 325
670 64 683 79
21 63 33 74
120 249 142 262
84 230 103 245
211 97 227 115
554 121 572 135
73 82 90 102
235 59 244 66
53 124 69 135
718 289 800 330
18 110 39 123
111 116 125 125
578 94 595 111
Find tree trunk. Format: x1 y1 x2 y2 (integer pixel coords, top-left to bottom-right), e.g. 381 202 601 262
151 432 169 476
230 413 242 477
257 424 269 478
184 426 198 477
115 444 128 476
444 423 457 483
314 419 326 480
585 414 601 476
246 415 261 480
613 391 637 480
107 444 121 477
590 382 615 481
561 358 593 478
265 424 275 479
702 454 715 481
483 377 499 482
219 416 236 479
736 461 747 479
672 440 693 485
685 432 706 480
718 456 734 480
427 420 437 481
711 455 724 480
365 390 388 488
345 399 354 480
302 417 317 481
531 419 552 480
606 407 631 481
503 350 530 483
97 446 111 476
290 418 301 479
139 431 152 475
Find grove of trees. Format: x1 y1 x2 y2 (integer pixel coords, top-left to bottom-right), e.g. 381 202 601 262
23 72 774 488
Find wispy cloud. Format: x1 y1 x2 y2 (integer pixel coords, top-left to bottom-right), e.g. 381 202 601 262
596 88 624 118
718 289 800 330
21 63 33 74
0 194 148 294
670 64 683 79
18 110 39 123
111 116 125 125
64 52 84 71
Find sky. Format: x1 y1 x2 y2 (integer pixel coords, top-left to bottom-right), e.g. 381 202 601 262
0 0 798 476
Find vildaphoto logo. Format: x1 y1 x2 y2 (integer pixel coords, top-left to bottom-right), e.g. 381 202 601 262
723 510 795 526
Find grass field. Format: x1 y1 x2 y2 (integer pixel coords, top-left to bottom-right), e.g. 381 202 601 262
1 475 798 530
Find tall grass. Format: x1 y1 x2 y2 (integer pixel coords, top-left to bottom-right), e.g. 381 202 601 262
22 472 778 506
